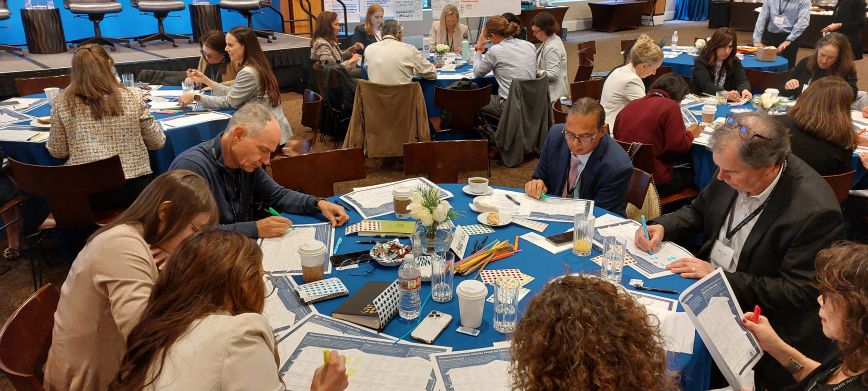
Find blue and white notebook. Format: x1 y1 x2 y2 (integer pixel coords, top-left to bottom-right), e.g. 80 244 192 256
294 277 349 304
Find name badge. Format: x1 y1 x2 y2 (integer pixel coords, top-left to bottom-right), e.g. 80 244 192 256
710 239 736 272
773 15 785 26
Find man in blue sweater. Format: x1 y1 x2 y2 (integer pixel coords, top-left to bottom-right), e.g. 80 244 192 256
169 103 348 238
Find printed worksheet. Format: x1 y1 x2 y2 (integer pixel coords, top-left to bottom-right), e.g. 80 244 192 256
341 177 453 219
258 222 334 275
262 275 316 334
595 220 693 279
430 347 512 391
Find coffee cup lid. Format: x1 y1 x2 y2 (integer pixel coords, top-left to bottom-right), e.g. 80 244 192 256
298 240 327 255
456 280 488 298
392 186 412 197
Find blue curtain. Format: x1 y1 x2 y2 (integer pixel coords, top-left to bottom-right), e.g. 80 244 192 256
675 0 711 20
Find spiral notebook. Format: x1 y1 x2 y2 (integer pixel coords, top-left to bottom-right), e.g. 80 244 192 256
294 278 349 304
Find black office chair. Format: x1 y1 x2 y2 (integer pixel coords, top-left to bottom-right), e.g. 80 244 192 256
64 0 130 51
132 0 189 47
0 0 23 54
218 0 276 43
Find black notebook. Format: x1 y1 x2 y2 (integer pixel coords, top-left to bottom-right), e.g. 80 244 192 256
332 281 399 330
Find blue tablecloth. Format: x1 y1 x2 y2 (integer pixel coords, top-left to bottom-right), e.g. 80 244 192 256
284 184 712 391
689 103 867 190
0 87 232 174
663 52 789 80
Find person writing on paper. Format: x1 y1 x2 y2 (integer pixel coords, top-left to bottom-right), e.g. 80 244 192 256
111 229 350 390
429 4 468 54
742 242 868 391
168 103 348 239
531 12 568 103
511 274 678 391
364 20 436 85
691 27 752 102
472 15 537 118
187 30 238 89
634 112 842 390
180 26 293 146
311 11 364 78
44 170 218 391
752 0 810 69
525 98 633 216
352 3 384 52
782 33 857 99
48 44 166 210
601 34 663 129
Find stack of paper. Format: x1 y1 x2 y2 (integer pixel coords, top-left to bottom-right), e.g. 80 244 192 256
159 112 231 128
340 177 453 219
430 347 512 391
258 222 334 275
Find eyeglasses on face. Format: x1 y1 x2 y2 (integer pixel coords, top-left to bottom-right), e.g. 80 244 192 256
563 127 602 144
724 115 770 141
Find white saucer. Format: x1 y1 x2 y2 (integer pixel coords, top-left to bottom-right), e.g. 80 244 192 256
477 212 512 227
29 119 51 129
462 185 493 196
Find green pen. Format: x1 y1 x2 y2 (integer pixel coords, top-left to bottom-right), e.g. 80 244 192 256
267 207 293 230
539 194 549 200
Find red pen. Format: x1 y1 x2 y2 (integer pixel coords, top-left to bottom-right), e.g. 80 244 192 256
752 305 761 323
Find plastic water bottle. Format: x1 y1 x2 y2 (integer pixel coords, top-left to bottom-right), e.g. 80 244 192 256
24 0 32 9
422 34 431 56
397 254 421 320
671 31 679 52
461 39 470 62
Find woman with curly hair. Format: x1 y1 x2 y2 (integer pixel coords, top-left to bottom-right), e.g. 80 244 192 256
743 242 867 390
510 275 677 391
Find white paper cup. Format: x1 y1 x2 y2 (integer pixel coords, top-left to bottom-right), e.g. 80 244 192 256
468 177 489 194
298 240 327 283
44 87 60 106
701 104 717 124
456 280 488 328
764 88 779 98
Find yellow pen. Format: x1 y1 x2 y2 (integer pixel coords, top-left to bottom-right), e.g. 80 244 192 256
323 349 330 365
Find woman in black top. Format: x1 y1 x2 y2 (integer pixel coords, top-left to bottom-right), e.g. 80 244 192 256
783 33 857 98
742 242 867 391
351 3 383 53
691 28 751 102
821 0 865 60
780 76 856 176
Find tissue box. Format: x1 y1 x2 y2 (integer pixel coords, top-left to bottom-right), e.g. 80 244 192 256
755 46 777 61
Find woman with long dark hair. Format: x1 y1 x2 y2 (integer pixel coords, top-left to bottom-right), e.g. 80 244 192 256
189 30 238 87
111 230 349 390
691 27 751 101
43 170 218 391
311 11 363 77
783 32 857 98
181 26 293 144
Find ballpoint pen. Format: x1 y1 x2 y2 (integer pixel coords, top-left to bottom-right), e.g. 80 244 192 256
641 215 652 255
356 240 381 244
504 194 521 206
333 237 343 253
633 285 678 295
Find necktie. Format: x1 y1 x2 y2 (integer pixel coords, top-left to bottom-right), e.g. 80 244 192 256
563 154 581 197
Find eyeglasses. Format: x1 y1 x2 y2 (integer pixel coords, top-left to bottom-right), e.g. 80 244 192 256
190 222 202 233
724 115 770 141
563 127 602 144
200 49 223 61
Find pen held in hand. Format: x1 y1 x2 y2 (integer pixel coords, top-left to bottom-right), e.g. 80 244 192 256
641 214 653 255
268 206 294 231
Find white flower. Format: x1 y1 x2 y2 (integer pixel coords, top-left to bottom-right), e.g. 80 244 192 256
435 44 450 54
695 39 706 49
432 202 451 222
410 192 423 204
760 92 779 110
407 201 422 212
417 208 434 226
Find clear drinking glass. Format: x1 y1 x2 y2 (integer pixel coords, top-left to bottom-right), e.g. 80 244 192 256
572 213 595 256
122 73 135 88
716 90 727 104
493 276 519 333
603 235 626 283
430 252 454 303
181 80 195 94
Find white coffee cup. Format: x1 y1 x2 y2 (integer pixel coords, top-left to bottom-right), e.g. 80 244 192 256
764 88 779 98
298 240 327 283
456 280 488 328
468 177 489 194
701 104 717 124
44 87 60 106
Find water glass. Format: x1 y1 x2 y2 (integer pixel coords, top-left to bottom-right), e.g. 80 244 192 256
572 213 594 257
715 90 727 104
181 80 195 94
603 236 626 283
430 252 454 303
493 276 519 333
122 73 135 88
44 87 60 107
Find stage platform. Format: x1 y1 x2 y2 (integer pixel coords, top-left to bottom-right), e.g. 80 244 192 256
0 33 312 99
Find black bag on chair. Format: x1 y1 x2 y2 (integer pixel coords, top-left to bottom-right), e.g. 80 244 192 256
137 69 188 86
440 78 481 130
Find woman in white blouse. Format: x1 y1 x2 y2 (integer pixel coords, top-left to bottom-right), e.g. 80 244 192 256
111 229 349 391
429 4 469 54
530 12 568 102
600 34 663 129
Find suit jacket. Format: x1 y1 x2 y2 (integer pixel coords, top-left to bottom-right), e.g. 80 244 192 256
352 24 380 54
652 155 841 388
537 34 569 102
343 80 430 157
429 21 470 53
782 57 859 98
495 77 552 168
533 124 634 216
690 54 750 95
144 313 283 390
601 63 646 129
832 0 865 58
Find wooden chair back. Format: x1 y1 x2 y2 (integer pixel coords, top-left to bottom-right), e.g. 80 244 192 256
404 140 490 183
0 284 60 391
627 167 653 209
577 40 596 63
569 78 605 101
822 170 855 204
301 89 322 131
7 156 126 229
15 75 71 97
552 100 568 124
745 68 794 93
573 64 595 82
620 39 637 52
614 139 655 180
434 84 493 131
270 148 365 197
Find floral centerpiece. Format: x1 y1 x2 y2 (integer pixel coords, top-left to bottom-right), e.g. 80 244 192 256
754 92 783 113
434 44 450 55
694 38 706 50
407 186 457 241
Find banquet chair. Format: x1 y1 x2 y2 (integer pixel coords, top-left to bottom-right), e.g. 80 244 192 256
64 0 130 50
344 80 429 158
14 75 71 97
624 167 661 221
404 140 490 183
432 84 492 137
131 0 189 47
551 100 568 124
615 140 699 209
0 0 22 55
822 170 855 204
270 148 365 197
573 63 594 82
745 68 794 93
569 78 604 101
620 39 637 52
647 65 672 85
0 284 59 391
577 40 596 63
218 0 277 43
301 89 323 147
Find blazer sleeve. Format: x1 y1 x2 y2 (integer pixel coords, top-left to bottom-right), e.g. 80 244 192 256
652 184 709 243
692 57 725 95
623 76 647 102
351 25 367 46
539 44 564 84
221 314 283 391
846 68 859 97
46 96 69 159
429 22 439 44
782 58 809 97
135 89 166 150
729 59 750 92
199 67 259 109
533 131 557 192
593 158 632 217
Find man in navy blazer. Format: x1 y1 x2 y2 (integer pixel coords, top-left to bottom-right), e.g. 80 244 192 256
525 98 633 216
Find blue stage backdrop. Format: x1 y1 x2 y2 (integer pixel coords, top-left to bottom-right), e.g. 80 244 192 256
1 0 284 46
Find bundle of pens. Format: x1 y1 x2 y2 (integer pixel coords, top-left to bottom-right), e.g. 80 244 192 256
454 238 521 277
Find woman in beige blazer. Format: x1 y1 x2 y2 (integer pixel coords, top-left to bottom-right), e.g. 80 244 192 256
43 170 218 391
429 4 469 54
111 230 349 391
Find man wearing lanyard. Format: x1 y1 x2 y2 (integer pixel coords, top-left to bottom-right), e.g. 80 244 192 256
634 112 843 390
524 98 633 216
753 0 811 69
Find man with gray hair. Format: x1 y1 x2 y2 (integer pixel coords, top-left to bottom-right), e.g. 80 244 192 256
634 112 842 390
169 102 348 238
364 19 437 85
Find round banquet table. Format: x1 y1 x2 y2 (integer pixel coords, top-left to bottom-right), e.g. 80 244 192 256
663 50 789 78
284 184 713 391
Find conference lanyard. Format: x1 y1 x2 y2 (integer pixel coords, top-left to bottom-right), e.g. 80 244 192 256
806 365 860 391
778 0 792 15
725 194 771 240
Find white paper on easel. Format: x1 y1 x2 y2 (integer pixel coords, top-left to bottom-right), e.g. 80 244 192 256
450 226 470 258
362 0 394 17
324 0 361 23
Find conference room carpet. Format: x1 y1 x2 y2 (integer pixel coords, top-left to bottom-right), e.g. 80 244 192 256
1 20 865 389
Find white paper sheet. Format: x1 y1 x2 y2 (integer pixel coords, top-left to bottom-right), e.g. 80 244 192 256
258 223 335 275
159 112 231 128
0 130 48 142
148 89 186 97
519 232 571 254
430 347 512 391
148 101 185 110
341 177 452 219
646 307 696 354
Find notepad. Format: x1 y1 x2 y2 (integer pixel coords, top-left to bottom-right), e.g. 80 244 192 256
294 278 349 304
344 220 416 237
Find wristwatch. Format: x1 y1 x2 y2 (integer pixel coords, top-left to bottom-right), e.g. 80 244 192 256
784 357 804 374
193 94 202 101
